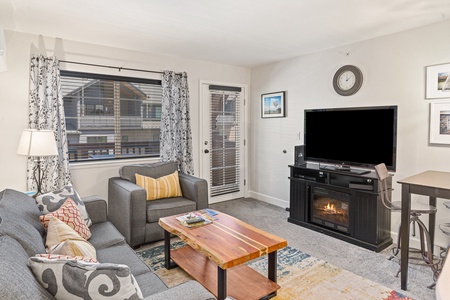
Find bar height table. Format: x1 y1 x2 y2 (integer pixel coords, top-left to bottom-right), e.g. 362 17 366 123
397 170 450 290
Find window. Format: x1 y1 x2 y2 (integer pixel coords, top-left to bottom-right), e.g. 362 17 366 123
60 71 162 162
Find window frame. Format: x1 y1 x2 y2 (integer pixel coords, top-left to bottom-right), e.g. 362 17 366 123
60 70 163 163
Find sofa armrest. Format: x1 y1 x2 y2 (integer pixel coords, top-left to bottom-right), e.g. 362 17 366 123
178 173 209 210
82 195 107 224
143 280 216 300
108 177 147 247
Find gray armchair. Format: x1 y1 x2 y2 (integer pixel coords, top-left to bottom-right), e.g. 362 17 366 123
108 161 208 248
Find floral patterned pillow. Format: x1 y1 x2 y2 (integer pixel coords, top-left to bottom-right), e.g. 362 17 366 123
28 257 143 300
35 185 92 227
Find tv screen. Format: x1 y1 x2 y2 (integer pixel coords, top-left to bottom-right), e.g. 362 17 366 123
304 105 397 171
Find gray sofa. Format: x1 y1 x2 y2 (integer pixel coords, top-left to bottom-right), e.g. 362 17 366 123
108 161 208 248
0 188 215 300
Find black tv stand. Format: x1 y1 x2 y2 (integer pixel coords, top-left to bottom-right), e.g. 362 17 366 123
288 163 392 252
320 165 370 175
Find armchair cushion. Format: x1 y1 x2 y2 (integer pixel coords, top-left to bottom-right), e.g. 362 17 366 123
120 161 177 184
136 171 182 201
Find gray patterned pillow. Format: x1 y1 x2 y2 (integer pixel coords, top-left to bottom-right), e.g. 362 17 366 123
35 185 92 227
28 256 143 299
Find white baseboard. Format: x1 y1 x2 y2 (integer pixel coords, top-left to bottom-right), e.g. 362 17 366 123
247 190 289 209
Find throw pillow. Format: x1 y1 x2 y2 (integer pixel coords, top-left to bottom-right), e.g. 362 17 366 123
40 198 91 240
28 257 143 300
35 185 92 227
45 216 96 260
35 253 98 263
136 170 183 201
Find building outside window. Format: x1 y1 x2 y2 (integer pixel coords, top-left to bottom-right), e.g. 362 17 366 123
60 71 162 162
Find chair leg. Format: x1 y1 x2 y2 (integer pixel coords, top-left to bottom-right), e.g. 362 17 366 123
389 222 402 260
415 217 440 288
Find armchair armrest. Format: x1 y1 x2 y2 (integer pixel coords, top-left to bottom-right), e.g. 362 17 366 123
108 177 147 247
178 173 208 210
82 195 107 224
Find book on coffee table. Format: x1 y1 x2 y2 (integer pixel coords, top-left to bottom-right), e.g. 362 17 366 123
176 210 216 228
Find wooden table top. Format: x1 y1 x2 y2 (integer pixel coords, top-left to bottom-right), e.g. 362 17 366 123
398 170 450 190
159 211 287 269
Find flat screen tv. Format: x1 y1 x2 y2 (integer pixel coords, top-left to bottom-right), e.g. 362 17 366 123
304 105 397 172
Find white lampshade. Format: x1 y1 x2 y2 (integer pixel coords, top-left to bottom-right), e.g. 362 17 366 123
17 129 58 157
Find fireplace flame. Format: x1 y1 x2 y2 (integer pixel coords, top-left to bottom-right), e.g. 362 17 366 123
324 203 337 214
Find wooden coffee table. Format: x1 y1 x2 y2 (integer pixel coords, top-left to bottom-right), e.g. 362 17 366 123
159 210 287 300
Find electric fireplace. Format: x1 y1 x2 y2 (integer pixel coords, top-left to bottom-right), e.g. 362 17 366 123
311 187 350 233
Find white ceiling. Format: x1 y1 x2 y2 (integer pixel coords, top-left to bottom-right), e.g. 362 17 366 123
1 0 450 68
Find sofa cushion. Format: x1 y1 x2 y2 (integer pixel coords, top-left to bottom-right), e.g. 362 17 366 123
120 161 178 184
88 221 126 250
40 198 91 240
35 185 92 227
146 197 197 223
143 280 216 300
0 235 53 300
0 189 46 257
96 242 152 277
29 256 143 300
136 171 183 201
134 272 168 297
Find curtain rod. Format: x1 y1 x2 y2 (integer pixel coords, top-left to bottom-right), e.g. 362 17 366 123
55 59 183 75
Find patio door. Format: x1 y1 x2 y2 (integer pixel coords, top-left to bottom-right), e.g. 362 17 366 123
200 82 246 203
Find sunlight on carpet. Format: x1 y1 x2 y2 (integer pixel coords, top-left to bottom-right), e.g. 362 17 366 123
136 241 411 300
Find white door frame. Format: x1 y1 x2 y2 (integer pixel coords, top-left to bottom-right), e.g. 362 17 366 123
199 80 248 204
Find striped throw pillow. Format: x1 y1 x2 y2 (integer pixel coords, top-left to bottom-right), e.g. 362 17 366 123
45 216 96 260
135 170 183 201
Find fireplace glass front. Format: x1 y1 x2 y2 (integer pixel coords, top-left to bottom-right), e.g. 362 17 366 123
311 187 350 233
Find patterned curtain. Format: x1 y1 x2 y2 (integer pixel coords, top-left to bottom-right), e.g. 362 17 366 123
27 55 71 192
160 71 194 174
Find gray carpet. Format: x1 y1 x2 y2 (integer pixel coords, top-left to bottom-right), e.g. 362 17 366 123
209 198 436 300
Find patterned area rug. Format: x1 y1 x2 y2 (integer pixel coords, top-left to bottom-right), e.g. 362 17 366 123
136 241 411 300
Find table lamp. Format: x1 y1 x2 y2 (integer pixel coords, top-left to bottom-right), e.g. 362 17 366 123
17 129 58 196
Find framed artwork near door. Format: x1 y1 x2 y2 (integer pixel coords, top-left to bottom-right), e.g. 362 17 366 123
261 91 285 118
430 101 450 144
426 63 450 99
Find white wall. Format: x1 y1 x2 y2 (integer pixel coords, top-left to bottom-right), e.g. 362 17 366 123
0 30 250 198
249 20 450 249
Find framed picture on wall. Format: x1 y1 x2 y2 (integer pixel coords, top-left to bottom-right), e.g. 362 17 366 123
261 91 285 118
430 101 450 144
426 63 450 99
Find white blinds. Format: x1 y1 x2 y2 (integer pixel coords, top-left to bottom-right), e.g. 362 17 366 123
209 88 241 196
60 71 162 161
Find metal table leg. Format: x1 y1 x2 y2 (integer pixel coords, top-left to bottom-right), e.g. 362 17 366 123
218 267 227 300
164 230 177 270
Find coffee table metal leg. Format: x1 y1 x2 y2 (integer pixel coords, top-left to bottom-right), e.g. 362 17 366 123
268 250 277 283
164 230 177 270
218 267 227 300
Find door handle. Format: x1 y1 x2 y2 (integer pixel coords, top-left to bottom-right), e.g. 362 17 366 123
204 149 209 154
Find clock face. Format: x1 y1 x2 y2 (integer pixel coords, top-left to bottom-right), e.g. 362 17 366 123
337 70 356 91
333 65 363 96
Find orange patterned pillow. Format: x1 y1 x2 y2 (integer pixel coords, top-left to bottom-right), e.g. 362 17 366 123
40 198 91 240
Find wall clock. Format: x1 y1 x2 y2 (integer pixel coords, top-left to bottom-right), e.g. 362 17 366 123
333 65 363 96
